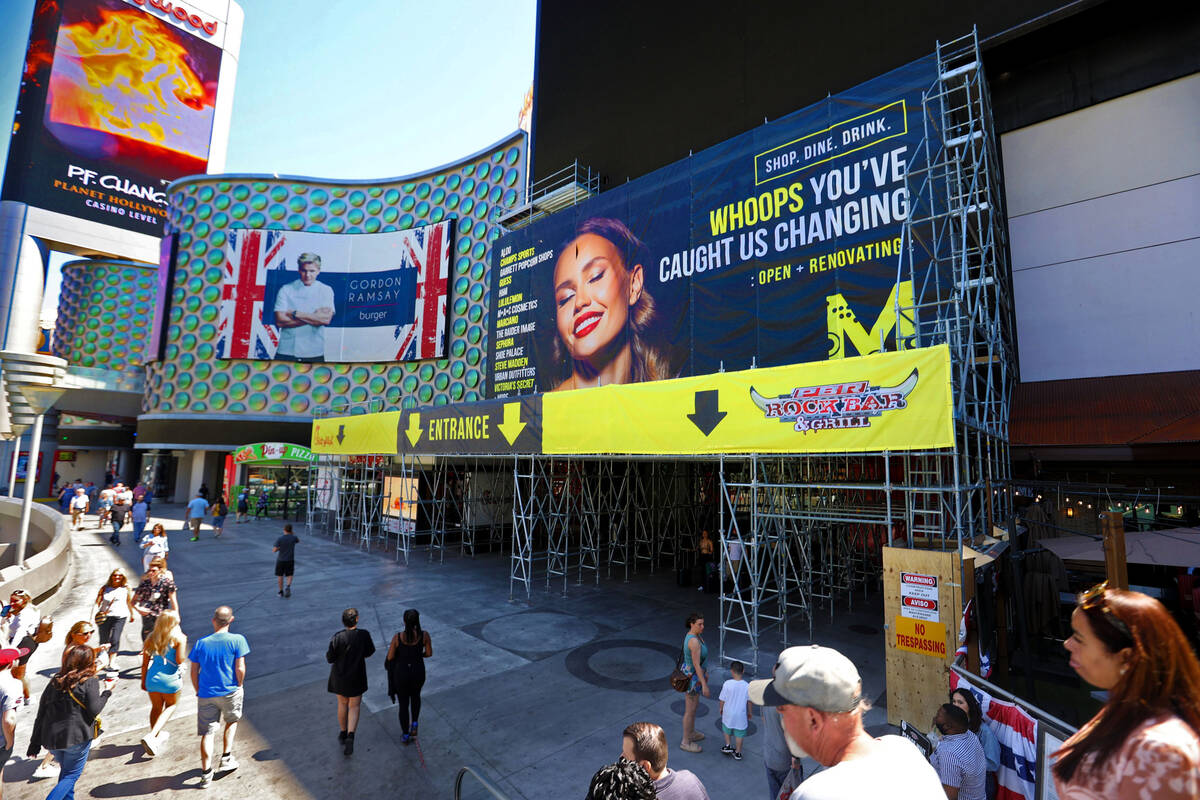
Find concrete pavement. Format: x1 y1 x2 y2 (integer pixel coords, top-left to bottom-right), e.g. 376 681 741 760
3 503 893 799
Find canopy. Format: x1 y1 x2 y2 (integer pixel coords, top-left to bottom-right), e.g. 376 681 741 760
1038 529 1200 568
231 442 316 466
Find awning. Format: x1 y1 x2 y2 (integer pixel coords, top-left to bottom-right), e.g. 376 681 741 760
1011 371 1200 447
1038 529 1200 568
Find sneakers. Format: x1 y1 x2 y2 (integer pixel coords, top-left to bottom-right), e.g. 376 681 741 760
401 733 411 745
721 744 734 755
218 754 239 772
733 751 743 761
278 590 284 597
190 536 199 542
32 761 59 779
343 735 354 756
409 721 417 738
284 586 291 598
142 730 170 756
679 741 702 753
338 730 347 743
200 769 214 788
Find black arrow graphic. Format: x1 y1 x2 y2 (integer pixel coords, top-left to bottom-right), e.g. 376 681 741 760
688 389 727 436
336 425 345 445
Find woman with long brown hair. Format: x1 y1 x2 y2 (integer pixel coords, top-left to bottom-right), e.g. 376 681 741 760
93 569 134 674
1054 582 1200 799
27 644 112 800
548 217 676 392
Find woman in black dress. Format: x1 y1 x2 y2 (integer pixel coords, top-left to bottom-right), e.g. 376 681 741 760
326 607 375 756
386 608 433 744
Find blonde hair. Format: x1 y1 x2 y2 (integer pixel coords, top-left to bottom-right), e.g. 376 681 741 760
143 610 182 657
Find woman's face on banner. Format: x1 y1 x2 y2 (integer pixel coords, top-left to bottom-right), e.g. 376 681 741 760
553 233 643 362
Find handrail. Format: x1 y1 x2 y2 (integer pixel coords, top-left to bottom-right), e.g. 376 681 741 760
454 765 511 800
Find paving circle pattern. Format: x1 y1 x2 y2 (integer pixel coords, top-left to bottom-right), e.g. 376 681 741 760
481 611 597 653
565 639 683 692
145 132 525 418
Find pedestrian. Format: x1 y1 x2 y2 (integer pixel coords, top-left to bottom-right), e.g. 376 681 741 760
0 589 50 704
273 523 299 597
26 645 112 800
189 605 249 788
0 646 28 799
255 491 269 519
327 608 376 756
143 484 153 510
209 493 229 538
69 489 88 531
92 570 134 673
678 612 709 753
235 490 249 523
133 558 178 642
97 484 114 528
621 721 711 799
719 660 752 760
57 484 71 514
585 758 657 800
116 482 133 506
930 703 987 800
385 608 432 744
140 610 186 756
748 645 944 799
762 671 803 800
30 621 109 779
130 496 149 543
85 481 97 509
140 523 170 573
198 482 209 501
187 489 209 542
1053 582 1200 799
110 490 129 545
951 687 999 798
132 482 146 505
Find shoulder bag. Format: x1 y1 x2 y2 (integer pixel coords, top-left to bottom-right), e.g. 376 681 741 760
669 647 690 692
67 686 102 738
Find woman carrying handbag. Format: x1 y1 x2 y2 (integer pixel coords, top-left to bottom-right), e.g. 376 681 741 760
27 645 112 800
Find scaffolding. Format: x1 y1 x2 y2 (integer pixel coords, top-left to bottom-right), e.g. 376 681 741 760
305 29 1013 672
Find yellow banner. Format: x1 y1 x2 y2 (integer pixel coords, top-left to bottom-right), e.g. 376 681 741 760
893 616 949 659
311 411 401 455
310 346 954 456
542 345 953 455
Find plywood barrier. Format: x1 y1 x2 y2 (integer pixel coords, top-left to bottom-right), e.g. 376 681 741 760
883 546 961 728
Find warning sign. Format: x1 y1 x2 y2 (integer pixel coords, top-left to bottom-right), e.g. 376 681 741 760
894 616 948 659
900 571 940 622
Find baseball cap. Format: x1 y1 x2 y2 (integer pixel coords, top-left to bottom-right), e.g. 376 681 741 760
0 647 30 667
748 645 862 713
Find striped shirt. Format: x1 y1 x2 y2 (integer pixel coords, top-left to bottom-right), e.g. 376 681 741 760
931 731 987 800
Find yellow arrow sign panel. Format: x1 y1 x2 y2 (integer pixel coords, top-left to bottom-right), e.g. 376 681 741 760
542 345 953 455
311 412 402 455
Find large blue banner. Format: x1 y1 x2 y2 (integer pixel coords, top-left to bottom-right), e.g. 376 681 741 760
489 54 938 397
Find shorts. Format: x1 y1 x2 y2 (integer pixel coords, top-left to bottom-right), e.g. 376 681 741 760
274 560 294 577
197 687 244 735
722 723 747 737
189 518 202 533
16 636 37 666
212 515 227 529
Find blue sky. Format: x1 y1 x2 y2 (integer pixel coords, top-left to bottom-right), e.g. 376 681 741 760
0 0 537 318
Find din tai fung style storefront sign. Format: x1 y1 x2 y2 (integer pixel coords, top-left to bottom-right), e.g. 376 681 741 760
311 345 954 457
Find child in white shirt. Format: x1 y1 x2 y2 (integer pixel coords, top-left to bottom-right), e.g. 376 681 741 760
719 660 753 759
140 525 170 573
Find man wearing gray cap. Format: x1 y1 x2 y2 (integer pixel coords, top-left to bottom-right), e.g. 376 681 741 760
749 645 944 799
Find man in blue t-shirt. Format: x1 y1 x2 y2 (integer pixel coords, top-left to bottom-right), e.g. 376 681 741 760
187 490 210 542
189 606 250 787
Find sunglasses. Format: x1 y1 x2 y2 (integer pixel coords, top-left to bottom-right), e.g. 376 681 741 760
1079 581 1133 641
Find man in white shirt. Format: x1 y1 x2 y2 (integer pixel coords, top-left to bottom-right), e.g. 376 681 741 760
69 488 89 530
749 645 945 800
273 252 335 362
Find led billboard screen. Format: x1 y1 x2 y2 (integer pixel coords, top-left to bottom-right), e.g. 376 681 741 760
489 55 937 398
1 0 221 237
218 222 453 363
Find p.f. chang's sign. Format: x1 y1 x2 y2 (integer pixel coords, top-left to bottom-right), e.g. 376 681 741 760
127 0 219 36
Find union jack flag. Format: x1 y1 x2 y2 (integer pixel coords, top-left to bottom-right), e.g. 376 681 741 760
217 229 285 360
393 221 451 360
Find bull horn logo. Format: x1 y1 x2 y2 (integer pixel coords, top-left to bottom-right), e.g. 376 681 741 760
749 369 919 433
